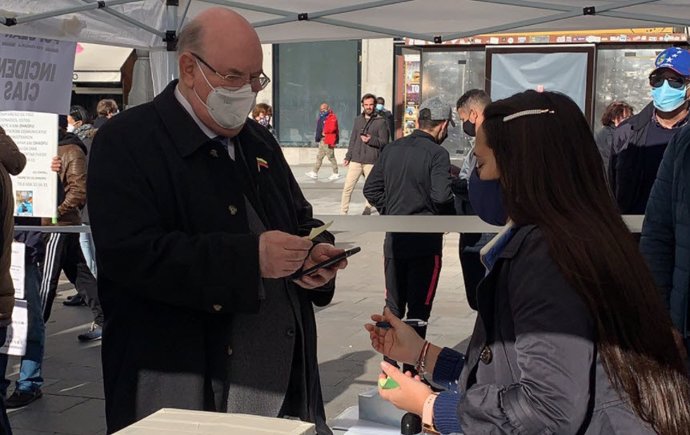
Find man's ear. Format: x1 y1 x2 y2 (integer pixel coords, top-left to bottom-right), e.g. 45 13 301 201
178 53 197 88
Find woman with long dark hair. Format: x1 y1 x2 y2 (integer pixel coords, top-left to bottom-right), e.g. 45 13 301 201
365 90 690 434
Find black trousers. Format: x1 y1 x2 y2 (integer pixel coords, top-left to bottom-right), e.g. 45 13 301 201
384 254 442 373
39 232 103 325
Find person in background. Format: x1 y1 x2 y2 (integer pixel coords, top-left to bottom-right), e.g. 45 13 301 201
252 103 275 137
67 105 97 149
594 101 633 177
363 97 455 374
40 116 103 343
376 97 395 142
610 47 690 214
452 89 493 309
641 123 690 372
341 93 389 215
306 103 340 181
366 91 690 434
66 104 98 283
93 99 119 129
0 126 26 432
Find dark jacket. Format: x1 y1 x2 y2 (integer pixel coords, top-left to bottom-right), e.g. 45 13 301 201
0 127 26 327
88 80 335 433
458 225 654 434
378 108 395 141
344 113 389 164
594 125 614 177
610 102 684 214
641 125 690 336
363 130 454 258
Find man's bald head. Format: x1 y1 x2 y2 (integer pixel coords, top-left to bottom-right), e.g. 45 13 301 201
320 103 329 112
176 7 265 137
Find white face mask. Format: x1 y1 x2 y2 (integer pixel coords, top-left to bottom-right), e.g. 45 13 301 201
66 124 76 133
194 60 257 130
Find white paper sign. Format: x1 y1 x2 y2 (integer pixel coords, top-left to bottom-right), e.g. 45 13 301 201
0 111 58 218
10 242 24 300
0 299 28 356
0 34 76 114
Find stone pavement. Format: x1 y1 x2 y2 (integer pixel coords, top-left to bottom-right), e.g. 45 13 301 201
6 164 476 434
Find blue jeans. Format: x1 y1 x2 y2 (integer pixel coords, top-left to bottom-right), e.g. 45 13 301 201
0 262 45 395
79 228 97 278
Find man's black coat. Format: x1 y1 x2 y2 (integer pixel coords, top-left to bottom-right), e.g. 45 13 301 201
88 81 334 433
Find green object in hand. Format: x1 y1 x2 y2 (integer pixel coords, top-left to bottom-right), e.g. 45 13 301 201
378 376 399 389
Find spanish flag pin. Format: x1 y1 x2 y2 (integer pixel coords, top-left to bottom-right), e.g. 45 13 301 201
257 157 269 172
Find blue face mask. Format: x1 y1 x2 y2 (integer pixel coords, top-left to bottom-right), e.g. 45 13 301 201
376 104 384 112
651 80 687 112
468 168 507 226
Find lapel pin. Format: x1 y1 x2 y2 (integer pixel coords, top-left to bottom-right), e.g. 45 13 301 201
210 149 219 158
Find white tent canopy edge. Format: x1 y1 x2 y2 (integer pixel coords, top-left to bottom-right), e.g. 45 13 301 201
1 1 689 99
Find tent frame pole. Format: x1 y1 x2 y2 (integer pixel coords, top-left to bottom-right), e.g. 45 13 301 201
1 0 141 26
79 0 165 38
600 10 690 27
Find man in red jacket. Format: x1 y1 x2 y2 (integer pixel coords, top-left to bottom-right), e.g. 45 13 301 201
306 103 340 181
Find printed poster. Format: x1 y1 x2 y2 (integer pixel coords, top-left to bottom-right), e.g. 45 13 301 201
10 242 24 300
0 299 27 356
0 110 58 218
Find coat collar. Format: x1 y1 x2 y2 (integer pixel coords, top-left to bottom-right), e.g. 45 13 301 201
154 80 221 157
497 224 539 260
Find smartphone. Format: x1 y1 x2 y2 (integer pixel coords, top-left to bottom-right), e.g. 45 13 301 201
292 247 361 279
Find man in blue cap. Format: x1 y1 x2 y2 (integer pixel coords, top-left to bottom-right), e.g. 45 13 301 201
610 46 690 215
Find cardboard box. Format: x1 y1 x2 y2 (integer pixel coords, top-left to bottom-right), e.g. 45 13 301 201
115 408 315 434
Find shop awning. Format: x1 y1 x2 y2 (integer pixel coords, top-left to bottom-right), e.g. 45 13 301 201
72 42 133 83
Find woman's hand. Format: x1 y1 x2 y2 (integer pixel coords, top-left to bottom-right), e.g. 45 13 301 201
364 307 426 365
378 361 433 416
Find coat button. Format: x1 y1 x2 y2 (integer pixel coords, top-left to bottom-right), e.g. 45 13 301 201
480 345 492 364
227 346 233 356
228 205 238 215
212 304 222 312
286 328 295 337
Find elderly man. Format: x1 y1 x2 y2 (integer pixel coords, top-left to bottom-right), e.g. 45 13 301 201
88 8 346 434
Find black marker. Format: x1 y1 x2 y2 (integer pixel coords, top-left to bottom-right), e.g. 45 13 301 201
375 319 429 329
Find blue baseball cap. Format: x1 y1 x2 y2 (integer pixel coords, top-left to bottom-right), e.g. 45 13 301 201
654 47 690 77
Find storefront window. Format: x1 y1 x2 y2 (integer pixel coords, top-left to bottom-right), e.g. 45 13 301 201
276 41 359 147
421 50 485 156
595 47 660 132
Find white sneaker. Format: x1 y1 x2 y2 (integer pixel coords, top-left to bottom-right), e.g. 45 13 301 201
328 173 341 180
305 171 318 179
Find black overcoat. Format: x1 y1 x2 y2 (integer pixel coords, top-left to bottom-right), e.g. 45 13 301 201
88 80 335 433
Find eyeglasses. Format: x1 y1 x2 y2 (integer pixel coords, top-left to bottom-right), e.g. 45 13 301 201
191 53 271 91
649 73 687 89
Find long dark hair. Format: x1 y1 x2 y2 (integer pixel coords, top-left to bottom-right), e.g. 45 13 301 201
481 90 690 434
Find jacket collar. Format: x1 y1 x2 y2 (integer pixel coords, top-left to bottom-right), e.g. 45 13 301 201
154 80 222 157
498 224 539 259
410 129 437 142
626 102 655 131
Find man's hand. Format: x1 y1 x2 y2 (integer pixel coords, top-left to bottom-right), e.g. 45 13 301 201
51 156 61 173
343 159 350 167
360 134 371 144
259 231 312 279
293 243 347 289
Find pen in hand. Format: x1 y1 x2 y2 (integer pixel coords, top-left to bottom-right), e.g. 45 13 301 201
375 319 429 329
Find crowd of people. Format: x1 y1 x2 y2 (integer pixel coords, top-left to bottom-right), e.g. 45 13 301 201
1 5 690 434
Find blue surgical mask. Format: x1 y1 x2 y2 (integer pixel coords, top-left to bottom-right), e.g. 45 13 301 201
376 104 384 112
468 168 507 226
651 80 688 112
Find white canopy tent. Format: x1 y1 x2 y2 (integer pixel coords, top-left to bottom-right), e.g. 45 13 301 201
1 1 689 99
1 1 690 48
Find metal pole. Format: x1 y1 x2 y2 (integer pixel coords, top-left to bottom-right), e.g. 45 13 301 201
2 0 142 26
166 0 179 81
600 11 690 27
